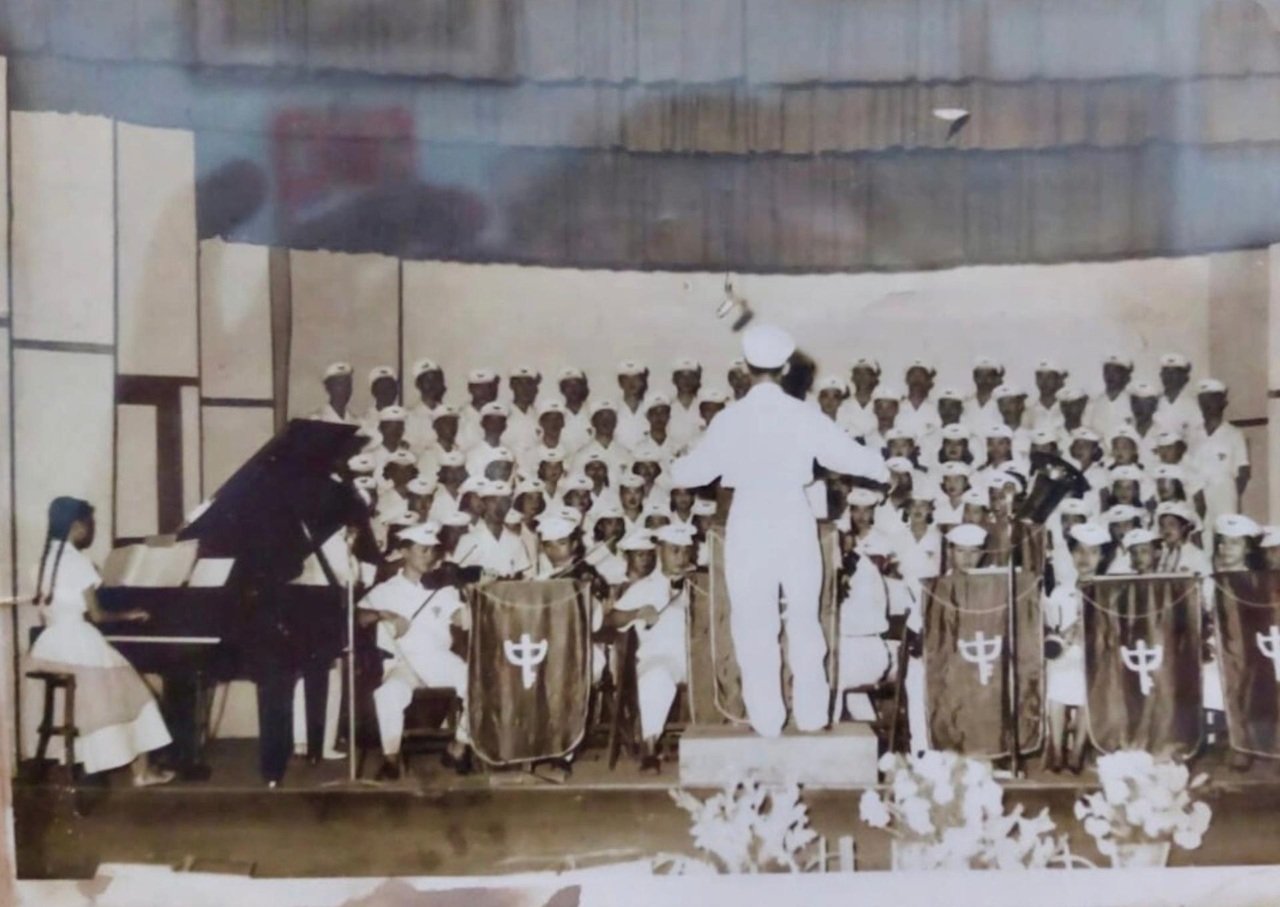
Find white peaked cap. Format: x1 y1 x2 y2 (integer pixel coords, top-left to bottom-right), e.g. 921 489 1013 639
655 524 697 546
1122 528 1158 548
1215 513 1261 538
741 323 795 370
947 523 988 547
324 361 353 379
398 523 440 547
1069 523 1111 547
619 532 656 552
1258 526 1280 548
538 517 578 542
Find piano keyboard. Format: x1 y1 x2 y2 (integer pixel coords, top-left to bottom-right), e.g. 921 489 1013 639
103 635 221 645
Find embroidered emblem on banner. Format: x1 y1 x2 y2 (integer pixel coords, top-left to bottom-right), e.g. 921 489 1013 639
958 631 1002 686
1121 640 1163 696
504 633 548 690
1256 626 1280 682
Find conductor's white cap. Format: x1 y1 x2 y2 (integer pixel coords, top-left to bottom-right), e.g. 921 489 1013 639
741 323 795 370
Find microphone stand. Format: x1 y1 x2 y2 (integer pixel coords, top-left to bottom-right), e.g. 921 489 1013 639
1006 519 1023 779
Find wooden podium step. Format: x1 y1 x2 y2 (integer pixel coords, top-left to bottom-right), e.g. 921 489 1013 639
677 723 878 789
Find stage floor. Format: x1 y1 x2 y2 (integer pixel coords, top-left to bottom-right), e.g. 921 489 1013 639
14 738 1280 878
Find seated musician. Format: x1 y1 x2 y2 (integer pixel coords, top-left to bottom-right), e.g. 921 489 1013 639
27 497 175 786
534 514 607 685
456 481 531 578
1043 521 1108 774
359 522 471 780
585 504 628 585
607 528 693 772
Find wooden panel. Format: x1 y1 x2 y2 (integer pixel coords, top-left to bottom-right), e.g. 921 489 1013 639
117 123 199 377
10 112 115 344
198 239 274 399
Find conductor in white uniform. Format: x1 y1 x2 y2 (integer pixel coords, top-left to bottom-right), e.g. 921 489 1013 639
670 323 890 737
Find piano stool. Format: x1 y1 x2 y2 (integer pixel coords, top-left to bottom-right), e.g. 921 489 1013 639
356 687 462 778
27 670 78 782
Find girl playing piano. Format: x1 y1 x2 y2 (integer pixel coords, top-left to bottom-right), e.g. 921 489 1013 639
28 497 175 786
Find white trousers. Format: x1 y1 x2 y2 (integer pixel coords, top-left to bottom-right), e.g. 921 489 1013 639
836 639 928 753
292 661 342 756
373 651 469 756
724 499 828 737
637 650 687 741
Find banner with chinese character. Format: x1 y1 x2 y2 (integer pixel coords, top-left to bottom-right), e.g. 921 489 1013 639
466 579 591 765
686 523 840 726
1215 570 1280 758
923 569 1043 756
1082 575 1202 759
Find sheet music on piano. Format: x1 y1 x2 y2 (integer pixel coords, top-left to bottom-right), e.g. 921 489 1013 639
102 535 201 588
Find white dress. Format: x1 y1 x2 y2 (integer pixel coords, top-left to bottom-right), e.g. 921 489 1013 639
27 543 171 773
1044 585 1086 708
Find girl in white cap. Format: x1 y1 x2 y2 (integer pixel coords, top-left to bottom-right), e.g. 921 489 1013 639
933 462 971 530
1043 521 1109 773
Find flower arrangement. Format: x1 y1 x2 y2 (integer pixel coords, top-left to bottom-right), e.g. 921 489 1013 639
1074 751 1211 865
859 751 1066 870
656 780 821 874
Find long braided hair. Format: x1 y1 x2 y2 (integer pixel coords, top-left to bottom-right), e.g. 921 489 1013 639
33 497 94 606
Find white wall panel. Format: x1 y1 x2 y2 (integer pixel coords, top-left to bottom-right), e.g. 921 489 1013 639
10 112 114 344
198 239 274 400
288 250 399 419
117 124 198 377
201 406 275 498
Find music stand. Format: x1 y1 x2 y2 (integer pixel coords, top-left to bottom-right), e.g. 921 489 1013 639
1006 453 1087 777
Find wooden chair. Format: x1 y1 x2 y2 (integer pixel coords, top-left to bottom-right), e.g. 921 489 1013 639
356 686 461 778
606 629 691 769
27 670 78 782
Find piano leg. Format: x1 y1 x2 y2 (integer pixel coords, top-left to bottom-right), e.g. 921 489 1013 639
163 674 214 782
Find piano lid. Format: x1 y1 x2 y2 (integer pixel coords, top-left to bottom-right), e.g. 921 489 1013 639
178 419 368 569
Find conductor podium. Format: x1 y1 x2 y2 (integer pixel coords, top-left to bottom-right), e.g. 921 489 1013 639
680 521 880 788
678 724 879 787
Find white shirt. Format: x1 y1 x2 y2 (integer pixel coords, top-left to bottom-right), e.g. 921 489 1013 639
360 572 462 659
1187 422 1248 517
896 397 940 440
416 441 464 483
613 569 685 659
587 546 628 585
1154 390 1200 438
457 524 532 577
838 397 878 440
561 406 593 454
1088 391 1131 441
504 405 541 455
963 395 1002 433
616 399 651 451
404 401 439 452
571 437 633 479
668 398 703 451
465 439 509 478
898 525 942 586
840 557 891 637
670 383 889 499
457 404 486 451
1028 399 1064 433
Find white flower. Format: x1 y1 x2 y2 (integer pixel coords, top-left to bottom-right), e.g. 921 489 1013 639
878 752 900 774
1102 778 1130 806
962 786 985 825
1083 816 1111 840
902 798 935 836
1189 801 1212 835
934 782 956 806
1073 799 1089 821
915 750 950 786
979 779 1004 813
1173 828 1203 850
1097 838 1118 857
860 790 891 829
893 774 920 802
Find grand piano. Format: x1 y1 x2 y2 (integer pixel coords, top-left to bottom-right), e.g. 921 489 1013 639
96 419 375 779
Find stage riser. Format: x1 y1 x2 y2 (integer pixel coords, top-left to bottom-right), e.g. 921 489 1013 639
678 724 878 788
